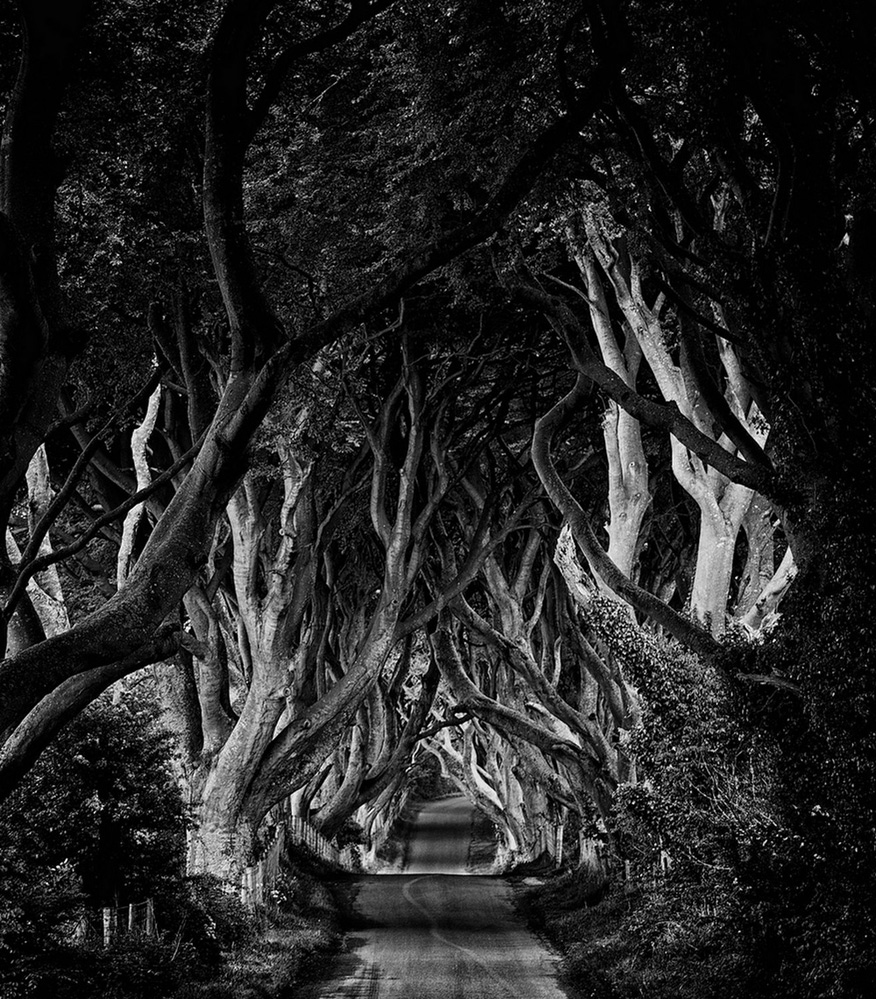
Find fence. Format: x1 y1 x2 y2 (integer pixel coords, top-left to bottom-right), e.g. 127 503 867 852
72 897 156 947
240 817 357 909
287 817 357 869
70 817 356 939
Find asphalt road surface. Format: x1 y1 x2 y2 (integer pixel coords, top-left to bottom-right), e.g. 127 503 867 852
305 796 569 999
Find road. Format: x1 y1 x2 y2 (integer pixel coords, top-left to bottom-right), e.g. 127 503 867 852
304 796 568 999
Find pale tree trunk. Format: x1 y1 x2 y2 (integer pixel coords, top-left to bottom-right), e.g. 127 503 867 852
499 740 557 866
185 662 290 880
573 244 651 582
312 708 367 838
179 353 462 884
175 336 521 886
736 492 776 617
686 474 757 635
733 494 798 635
739 546 797 636
429 729 522 870
586 221 768 636
24 445 70 635
432 623 604 827
183 453 317 880
116 385 162 588
351 653 441 853
509 735 577 861
430 715 567 871
358 773 405 870
187 811 256 885
112 387 163 703
454 478 630 790
5 445 71 651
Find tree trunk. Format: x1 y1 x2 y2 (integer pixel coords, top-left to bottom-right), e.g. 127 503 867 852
689 511 739 636
187 810 256 886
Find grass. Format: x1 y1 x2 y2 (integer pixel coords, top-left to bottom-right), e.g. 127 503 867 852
165 853 345 999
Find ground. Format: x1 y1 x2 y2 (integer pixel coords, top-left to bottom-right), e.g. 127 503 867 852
299 795 570 999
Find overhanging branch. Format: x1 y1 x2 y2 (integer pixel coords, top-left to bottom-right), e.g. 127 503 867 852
519 283 777 497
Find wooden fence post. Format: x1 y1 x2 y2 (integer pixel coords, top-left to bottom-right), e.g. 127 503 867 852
102 906 116 947
145 898 155 937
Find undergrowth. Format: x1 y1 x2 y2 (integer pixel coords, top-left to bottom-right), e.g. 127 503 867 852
0 856 343 999
521 861 875 999
520 867 764 999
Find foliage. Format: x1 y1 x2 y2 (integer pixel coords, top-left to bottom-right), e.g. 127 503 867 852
2 0 876 993
0 692 185 906
615 652 779 876
0 875 259 999
0 860 84 999
0 691 187 998
0 858 334 999
526 625 875 998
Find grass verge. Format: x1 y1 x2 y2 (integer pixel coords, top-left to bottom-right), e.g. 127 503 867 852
188 853 345 999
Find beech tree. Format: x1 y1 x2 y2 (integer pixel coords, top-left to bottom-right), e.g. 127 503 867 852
2 3 875 991
504 2 876 990
0 0 616 803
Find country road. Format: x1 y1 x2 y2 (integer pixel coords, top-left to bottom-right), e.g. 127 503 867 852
303 796 568 999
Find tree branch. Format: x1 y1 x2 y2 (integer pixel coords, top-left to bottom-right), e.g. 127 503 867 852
531 372 722 659
3 434 206 623
520 283 776 497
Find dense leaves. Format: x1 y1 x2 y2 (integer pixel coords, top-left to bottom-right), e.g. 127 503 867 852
0 694 183 903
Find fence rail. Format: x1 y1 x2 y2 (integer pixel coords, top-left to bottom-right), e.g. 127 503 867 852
287 817 357 869
240 817 356 908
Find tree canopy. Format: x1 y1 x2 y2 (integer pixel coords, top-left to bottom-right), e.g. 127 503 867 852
1 2 875 996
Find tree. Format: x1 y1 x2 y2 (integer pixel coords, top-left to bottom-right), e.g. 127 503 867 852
504 2 876 990
2 3 875 991
0 0 616 805
0 693 184 904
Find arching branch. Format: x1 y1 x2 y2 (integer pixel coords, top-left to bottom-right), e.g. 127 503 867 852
531 372 721 660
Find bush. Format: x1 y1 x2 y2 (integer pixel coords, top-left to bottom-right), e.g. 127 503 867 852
163 876 258 960
0 693 185 909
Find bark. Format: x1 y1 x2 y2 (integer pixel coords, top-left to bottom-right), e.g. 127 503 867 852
181 353 464 869
187 812 255 886
312 708 367 838
0 25 609 789
359 652 440 804
431 624 611 815
572 244 651 583
531 372 720 659
116 385 162 587
184 588 234 756
23 445 68 631
4 447 69 649
455 589 620 783
739 546 796 636
735 492 776 617
518 282 774 498
154 649 203 766
585 224 767 636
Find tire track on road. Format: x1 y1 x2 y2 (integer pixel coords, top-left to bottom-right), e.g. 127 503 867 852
401 875 523 999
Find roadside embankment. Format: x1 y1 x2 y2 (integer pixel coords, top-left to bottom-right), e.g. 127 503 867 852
518 868 763 999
